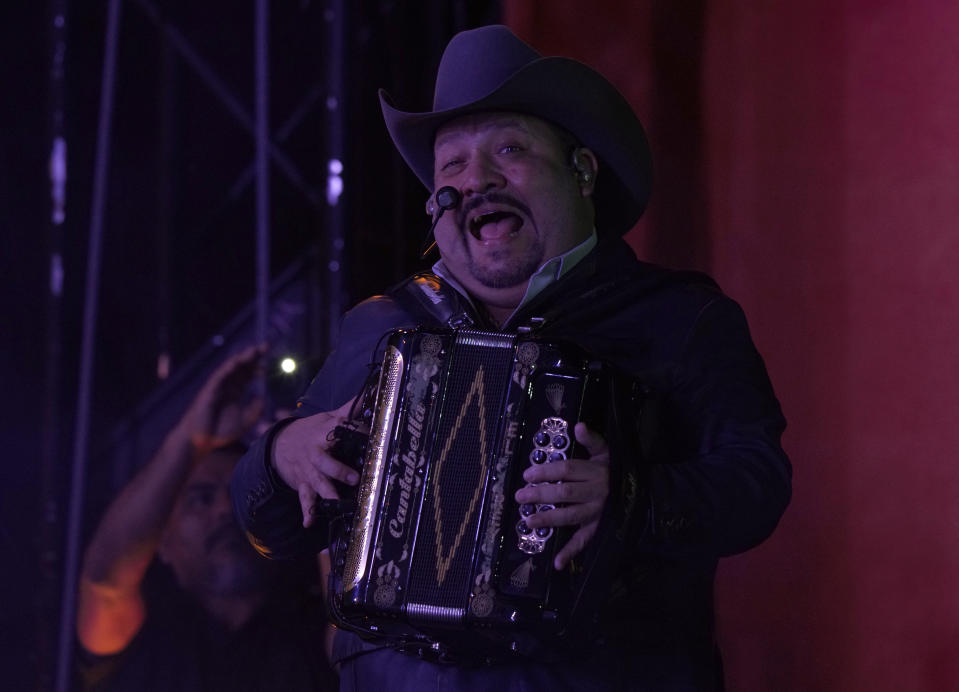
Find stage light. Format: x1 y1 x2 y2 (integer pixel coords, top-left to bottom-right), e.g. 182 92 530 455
280 357 297 374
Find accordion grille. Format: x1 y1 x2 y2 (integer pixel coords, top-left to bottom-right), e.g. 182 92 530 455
407 334 515 615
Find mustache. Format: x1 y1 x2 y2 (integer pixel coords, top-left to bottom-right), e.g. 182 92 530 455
204 521 246 552
453 192 532 233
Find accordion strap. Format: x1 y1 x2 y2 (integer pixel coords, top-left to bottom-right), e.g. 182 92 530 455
388 272 475 329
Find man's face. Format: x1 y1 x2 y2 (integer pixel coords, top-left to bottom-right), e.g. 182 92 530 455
431 112 596 310
159 450 269 601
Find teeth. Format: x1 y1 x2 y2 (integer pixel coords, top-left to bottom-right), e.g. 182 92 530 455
469 211 511 239
470 211 497 229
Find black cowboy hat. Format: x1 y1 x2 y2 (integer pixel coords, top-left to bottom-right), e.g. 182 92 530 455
379 24 653 236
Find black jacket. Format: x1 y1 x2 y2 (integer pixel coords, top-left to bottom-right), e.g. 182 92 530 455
230 238 791 687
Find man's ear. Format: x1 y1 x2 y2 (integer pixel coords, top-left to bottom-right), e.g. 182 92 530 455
570 147 599 197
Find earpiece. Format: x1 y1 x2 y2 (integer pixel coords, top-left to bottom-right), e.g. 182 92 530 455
571 149 594 185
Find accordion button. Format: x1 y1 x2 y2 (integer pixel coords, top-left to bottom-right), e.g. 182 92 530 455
517 520 532 535
535 527 552 539
520 503 536 516
534 431 551 447
552 434 568 450
530 449 547 464
548 451 566 463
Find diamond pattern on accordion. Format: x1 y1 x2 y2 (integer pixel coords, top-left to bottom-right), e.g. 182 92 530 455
516 416 570 554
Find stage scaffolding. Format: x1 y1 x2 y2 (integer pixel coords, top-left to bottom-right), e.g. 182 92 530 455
41 1 501 689
48 1 345 689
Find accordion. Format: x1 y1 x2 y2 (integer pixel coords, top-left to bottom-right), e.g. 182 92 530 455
327 327 634 662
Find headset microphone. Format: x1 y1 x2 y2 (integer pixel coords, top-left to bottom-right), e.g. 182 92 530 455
419 186 462 259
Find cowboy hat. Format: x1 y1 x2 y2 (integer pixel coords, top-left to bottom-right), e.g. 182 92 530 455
379 24 653 236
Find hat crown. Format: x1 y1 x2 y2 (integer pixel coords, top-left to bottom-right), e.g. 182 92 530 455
433 25 541 111
381 24 653 235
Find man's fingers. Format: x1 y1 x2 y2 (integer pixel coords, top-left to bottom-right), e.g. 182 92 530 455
312 452 359 487
523 458 605 484
516 474 604 507
189 344 267 433
297 484 318 528
523 501 603 529
573 421 609 459
207 343 266 389
553 521 599 570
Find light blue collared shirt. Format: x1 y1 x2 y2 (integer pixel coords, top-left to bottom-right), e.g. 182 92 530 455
431 230 598 328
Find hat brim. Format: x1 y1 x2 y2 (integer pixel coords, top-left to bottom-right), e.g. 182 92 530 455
380 57 653 237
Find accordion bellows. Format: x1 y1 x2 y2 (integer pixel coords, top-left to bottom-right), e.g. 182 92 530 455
329 328 620 661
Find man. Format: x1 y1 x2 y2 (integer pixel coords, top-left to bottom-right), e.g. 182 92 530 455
232 25 791 691
77 346 336 691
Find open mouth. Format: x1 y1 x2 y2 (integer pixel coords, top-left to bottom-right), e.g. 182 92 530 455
468 210 524 242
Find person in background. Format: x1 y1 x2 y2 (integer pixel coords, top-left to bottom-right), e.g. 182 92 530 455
77 344 337 691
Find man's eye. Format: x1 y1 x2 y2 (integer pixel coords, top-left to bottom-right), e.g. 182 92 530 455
185 490 213 509
441 158 463 171
500 144 523 154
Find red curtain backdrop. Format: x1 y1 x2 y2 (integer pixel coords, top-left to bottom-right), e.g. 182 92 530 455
506 2 959 690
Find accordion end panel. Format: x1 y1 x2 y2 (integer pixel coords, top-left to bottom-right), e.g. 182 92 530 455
341 344 405 594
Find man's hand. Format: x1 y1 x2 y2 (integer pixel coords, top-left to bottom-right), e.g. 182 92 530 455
514 421 610 570
271 401 361 527
181 343 267 451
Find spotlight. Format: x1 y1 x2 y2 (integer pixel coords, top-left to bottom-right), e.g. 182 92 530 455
280 357 297 374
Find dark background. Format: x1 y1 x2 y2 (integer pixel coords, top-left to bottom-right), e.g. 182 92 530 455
1 1 499 688
8 2 959 691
